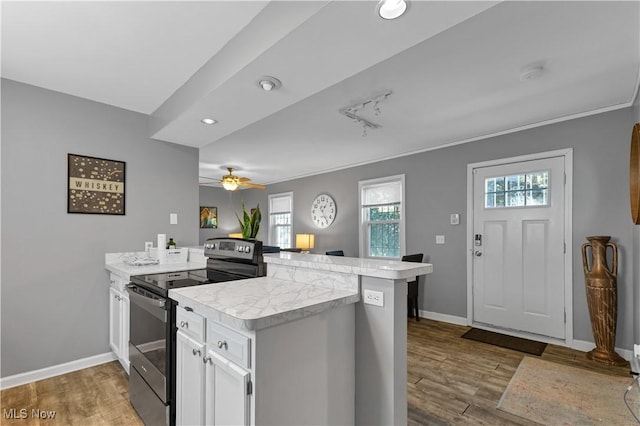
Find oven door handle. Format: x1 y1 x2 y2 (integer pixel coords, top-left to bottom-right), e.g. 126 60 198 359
127 285 167 322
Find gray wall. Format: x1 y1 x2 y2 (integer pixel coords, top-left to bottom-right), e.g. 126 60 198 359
205 107 637 350
633 95 640 347
1 79 200 377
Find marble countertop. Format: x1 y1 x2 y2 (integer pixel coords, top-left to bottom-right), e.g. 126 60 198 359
264 252 433 280
105 248 206 281
169 277 360 331
106 261 207 281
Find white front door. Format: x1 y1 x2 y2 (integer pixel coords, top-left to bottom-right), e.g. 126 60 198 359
472 155 566 339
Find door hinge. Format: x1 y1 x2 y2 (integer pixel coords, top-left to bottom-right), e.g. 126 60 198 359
564 172 567 184
564 242 566 254
564 310 567 323
247 380 253 395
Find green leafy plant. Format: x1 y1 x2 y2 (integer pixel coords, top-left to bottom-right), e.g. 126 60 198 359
236 203 261 239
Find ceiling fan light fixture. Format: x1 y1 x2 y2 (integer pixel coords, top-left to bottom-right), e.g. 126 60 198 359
200 118 217 125
257 76 281 92
377 0 407 20
222 180 238 191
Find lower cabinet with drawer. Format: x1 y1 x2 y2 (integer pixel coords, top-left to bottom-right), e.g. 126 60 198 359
175 306 251 426
175 302 355 426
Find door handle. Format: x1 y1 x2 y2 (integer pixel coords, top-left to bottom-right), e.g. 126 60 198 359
474 250 482 257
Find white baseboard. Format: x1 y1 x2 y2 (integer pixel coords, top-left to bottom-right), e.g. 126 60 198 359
0 352 117 391
418 309 468 326
420 311 636 362
571 339 634 362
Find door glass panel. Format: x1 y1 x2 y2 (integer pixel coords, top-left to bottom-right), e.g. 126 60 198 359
484 170 549 209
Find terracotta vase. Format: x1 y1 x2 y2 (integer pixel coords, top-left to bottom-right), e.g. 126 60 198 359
581 236 626 366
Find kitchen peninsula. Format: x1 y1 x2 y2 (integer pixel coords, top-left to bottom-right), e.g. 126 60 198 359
170 251 433 426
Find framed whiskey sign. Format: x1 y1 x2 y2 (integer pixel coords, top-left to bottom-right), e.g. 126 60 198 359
68 154 126 215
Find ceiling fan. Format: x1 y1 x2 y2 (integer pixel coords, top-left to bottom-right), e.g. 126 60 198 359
220 167 266 191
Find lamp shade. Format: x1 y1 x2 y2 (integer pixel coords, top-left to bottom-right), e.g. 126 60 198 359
295 234 315 251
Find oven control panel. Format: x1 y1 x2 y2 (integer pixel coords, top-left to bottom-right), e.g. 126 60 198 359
204 238 262 261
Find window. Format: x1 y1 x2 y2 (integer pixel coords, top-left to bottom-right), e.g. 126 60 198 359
359 175 405 259
268 192 293 248
485 170 549 208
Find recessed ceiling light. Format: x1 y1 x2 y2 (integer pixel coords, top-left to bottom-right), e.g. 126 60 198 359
257 76 281 92
377 0 407 20
200 118 217 125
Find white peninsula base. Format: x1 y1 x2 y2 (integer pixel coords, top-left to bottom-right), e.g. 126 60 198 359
170 251 432 426
171 282 356 426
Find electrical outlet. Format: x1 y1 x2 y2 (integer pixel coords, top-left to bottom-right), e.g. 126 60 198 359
634 344 640 357
145 242 153 251
436 235 445 244
363 289 384 307
170 213 178 225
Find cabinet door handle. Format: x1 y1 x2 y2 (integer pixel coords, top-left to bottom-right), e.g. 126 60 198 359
217 340 228 350
180 321 188 328
192 348 201 356
203 356 212 364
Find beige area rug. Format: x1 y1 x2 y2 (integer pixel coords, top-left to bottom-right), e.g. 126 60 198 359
498 356 637 425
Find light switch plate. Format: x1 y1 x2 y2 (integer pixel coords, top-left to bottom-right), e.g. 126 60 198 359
145 242 153 251
450 213 460 225
170 213 178 225
436 235 445 244
363 289 384 307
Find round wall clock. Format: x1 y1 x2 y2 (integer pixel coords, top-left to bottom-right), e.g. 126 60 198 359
631 123 640 224
311 193 337 228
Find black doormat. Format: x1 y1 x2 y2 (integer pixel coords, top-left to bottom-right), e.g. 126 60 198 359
461 328 547 356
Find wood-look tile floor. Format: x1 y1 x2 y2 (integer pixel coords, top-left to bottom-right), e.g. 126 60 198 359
0 361 143 426
0 319 631 425
408 319 631 425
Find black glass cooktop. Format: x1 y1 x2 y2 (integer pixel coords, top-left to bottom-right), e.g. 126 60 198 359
130 268 247 296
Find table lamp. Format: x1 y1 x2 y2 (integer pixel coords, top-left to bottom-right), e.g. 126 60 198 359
296 233 315 254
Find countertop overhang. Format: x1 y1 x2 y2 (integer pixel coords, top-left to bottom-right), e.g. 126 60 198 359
169 277 359 331
264 252 433 279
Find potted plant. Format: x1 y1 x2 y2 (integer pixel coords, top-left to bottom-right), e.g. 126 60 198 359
236 203 261 239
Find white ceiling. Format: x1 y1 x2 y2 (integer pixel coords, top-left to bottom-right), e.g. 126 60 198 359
3 1 639 188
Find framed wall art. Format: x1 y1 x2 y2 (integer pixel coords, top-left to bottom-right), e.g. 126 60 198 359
200 206 218 228
68 154 126 215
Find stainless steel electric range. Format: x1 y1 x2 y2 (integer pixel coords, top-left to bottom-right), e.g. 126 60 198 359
126 238 265 426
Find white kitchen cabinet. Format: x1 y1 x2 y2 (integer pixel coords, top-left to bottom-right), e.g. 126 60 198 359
173 302 355 426
108 273 129 373
176 331 205 426
175 307 251 426
205 350 250 426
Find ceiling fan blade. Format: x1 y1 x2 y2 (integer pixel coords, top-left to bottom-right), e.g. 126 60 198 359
238 181 266 189
238 177 251 182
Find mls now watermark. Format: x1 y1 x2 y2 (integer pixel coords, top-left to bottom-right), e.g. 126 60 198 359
3 408 57 419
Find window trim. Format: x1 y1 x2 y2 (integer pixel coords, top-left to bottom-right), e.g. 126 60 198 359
268 192 293 248
358 174 405 259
